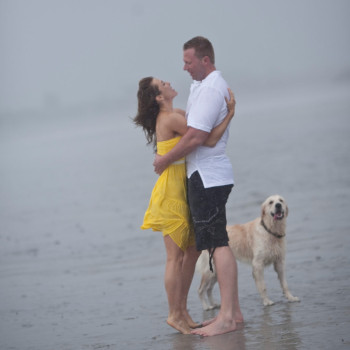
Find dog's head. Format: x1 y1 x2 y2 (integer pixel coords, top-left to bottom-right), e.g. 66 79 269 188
261 195 288 221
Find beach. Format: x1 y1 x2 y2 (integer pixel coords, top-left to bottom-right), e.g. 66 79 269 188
1 79 350 350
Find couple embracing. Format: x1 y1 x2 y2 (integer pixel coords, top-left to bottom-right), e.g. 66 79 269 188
134 36 243 337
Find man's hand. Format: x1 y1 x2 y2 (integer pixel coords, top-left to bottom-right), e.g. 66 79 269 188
153 154 169 175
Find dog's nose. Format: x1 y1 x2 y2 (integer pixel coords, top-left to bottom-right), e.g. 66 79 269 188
275 203 282 209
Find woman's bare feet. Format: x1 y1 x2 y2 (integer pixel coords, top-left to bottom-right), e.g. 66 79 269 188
167 316 192 334
183 310 201 329
235 312 244 324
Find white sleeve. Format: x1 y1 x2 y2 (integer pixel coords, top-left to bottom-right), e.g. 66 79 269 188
187 87 223 133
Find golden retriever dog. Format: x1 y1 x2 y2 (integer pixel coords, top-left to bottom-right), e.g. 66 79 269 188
197 195 300 308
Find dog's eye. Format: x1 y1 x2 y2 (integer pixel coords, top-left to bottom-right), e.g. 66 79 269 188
269 201 273 205
280 199 284 203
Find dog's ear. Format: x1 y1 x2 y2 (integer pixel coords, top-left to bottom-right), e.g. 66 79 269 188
285 205 289 217
261 203 266 218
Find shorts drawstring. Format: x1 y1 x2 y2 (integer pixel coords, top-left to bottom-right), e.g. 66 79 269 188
209 247 216 273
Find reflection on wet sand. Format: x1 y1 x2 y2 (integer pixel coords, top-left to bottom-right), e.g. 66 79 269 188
164 323 246 350
148 302 303 350
246 303 302 350
202 323 246 350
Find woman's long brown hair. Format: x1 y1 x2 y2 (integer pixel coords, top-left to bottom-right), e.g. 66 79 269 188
133 77 160 151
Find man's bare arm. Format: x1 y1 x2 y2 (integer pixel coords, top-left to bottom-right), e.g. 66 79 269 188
153 127 209 175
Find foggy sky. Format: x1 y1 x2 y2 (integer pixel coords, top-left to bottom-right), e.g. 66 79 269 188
1 0 349 113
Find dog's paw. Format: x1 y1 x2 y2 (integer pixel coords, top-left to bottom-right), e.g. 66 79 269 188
204 304 220 311
263 299 274 306
287 296 300 303
202 303 214 311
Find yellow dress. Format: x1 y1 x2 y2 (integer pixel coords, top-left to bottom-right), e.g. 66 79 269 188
141 136 195 251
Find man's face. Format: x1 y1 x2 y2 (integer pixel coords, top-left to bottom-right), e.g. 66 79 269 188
183 48 206 81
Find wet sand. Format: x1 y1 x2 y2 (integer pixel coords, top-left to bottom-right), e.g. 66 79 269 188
1 80 350 349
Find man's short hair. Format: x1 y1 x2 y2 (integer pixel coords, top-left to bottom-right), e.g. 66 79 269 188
183 36 215 64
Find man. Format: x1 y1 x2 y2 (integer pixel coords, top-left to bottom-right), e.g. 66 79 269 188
154 36 243 337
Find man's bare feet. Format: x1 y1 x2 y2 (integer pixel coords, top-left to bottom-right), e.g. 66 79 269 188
201 317 216 327
191 317 237 337
201 312 244 328
167 317 192 334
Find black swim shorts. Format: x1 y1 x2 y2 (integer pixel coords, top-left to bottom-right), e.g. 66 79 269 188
187 171 233 257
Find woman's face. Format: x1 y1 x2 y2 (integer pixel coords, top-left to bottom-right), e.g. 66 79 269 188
152 78 178 101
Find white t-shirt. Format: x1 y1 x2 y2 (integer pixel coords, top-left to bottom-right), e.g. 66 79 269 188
185 70 234 188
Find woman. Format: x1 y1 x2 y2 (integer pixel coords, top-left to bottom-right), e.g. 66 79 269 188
134 77 235 334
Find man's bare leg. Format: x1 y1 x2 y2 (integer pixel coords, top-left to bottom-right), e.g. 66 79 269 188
163 236 192 334
181 245 201 328
201 248 244 327
192 246 243 336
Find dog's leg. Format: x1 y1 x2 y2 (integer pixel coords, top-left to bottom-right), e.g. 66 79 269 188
198 273 210 310
206 273 220 309
198 271 217 310
274 260 300 303
252 260 274 306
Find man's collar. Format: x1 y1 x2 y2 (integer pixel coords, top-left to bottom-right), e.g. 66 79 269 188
192 70 220 85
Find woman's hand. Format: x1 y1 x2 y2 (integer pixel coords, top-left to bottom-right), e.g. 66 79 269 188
225 88 236 119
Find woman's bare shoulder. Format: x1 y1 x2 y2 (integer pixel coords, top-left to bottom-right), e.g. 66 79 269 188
173 108 185 117
158 110 187 137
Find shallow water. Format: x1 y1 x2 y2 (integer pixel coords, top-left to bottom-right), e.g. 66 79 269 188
1 81 350 349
